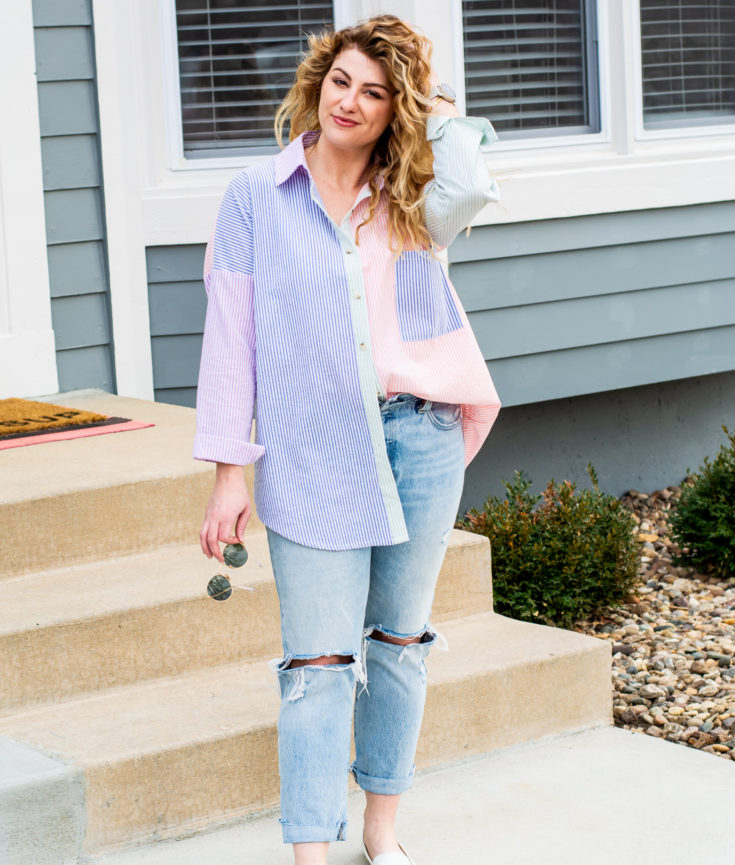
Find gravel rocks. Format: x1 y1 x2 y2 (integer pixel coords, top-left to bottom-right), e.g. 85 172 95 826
573 483 735 761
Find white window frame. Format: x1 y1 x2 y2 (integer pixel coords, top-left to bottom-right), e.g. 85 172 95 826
453 0 612 153
159 0 366 171
630 0 735 142
90 0 735 400
91 0 735 248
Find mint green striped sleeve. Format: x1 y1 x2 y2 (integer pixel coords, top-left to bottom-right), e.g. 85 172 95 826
422 115 501 250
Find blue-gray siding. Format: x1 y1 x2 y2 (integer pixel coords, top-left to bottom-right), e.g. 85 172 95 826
146 200 735 409
32 0 115 393
146 200 735 498
449 200 735 406
462 371 735 507
146 246 207 407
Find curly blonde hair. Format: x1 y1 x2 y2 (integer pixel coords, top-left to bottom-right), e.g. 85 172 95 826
274 14 436 254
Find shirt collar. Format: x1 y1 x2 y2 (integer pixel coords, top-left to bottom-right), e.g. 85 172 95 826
274 130 385 191
274 130 319 186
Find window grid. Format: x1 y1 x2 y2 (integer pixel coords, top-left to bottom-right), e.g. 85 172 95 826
461 0 600 138
640 0 735 129
175 0 333 157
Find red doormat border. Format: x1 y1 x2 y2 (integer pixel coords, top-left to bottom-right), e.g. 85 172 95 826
0 418 155 450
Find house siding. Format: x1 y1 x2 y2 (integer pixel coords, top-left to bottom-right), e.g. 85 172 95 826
464 370 735 507
145 200 735 497
449 201 735 406
146 245 207 408
32 0 115 393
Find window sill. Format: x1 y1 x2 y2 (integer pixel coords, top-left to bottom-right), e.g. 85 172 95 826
474 135 735 226
140 136 735 245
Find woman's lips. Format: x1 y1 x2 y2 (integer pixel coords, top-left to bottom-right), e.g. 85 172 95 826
333 115 358 127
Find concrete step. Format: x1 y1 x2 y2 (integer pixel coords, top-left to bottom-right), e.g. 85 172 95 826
0 391 262 579
0 737 85 865
0 611 610 856
0 528 491 714
86 725 735 865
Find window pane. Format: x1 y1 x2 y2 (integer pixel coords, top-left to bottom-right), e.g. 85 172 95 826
175 0 333 156
640 0 735 128
462 0 599 137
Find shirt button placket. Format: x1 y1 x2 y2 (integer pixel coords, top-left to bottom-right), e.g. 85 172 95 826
344 245 368 345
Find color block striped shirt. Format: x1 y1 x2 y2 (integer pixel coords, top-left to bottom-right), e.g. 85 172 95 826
194 114 502 550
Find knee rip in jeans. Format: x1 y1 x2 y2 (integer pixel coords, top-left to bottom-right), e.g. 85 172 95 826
268 652 365 702
360 624 449 690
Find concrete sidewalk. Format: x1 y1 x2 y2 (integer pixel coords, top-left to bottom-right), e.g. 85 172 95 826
91 724 735 865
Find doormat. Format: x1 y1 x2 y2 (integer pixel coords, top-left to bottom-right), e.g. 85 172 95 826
0 398 154 450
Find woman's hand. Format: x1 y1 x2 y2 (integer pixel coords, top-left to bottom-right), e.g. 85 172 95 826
200 463 253 562
425 68 460 117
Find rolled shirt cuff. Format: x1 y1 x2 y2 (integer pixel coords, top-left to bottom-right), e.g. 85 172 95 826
192 433 265 465
426 113 499 148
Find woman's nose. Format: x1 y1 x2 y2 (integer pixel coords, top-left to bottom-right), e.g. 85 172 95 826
340 87 359 111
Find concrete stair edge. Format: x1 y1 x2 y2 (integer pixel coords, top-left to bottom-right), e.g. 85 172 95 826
0 611 612 854
0 529 493 714
0 392 262 578
0 737 85 865
82 725 735 865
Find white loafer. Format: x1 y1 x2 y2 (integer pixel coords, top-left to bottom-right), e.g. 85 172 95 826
362 838 416 865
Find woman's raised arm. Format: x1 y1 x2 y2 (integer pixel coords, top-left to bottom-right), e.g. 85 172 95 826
422 77 501 250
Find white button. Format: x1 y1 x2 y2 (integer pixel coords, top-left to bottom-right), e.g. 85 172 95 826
359 342 366 351
355 293 362 300
345 249 353 255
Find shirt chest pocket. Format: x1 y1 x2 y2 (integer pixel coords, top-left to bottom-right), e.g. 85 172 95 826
395 251 463 342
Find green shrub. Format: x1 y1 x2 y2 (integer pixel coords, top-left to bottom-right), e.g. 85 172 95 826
457 465 640 629
670 426 735 579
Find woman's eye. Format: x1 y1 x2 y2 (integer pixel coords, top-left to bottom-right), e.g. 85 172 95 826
332 78 381 99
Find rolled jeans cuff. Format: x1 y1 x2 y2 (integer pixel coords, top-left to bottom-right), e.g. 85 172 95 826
279 819 348 844
350 762 415 795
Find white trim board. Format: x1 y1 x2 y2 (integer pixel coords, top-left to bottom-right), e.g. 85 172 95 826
141 146 735 245
0 0 58 398
0 333 58 399
135 0 735 242
92 0 154 400
95 2 735 241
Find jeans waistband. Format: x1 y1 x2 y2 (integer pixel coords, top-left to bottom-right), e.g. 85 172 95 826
378 393 432 411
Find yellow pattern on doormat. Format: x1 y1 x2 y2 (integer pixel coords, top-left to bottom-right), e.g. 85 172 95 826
0 398 108 437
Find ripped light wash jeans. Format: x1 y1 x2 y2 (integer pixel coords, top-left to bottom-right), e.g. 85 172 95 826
265 393 465 844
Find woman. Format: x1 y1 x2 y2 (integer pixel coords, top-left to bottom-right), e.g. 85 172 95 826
195 14 501 865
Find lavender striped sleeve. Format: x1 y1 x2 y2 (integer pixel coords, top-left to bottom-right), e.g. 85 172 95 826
193 172 265 466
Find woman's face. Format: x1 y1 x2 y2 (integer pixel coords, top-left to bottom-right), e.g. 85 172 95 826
317 47 395 153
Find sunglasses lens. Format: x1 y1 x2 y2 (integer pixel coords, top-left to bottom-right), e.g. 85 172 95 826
223 543 249 568
207 574 233 601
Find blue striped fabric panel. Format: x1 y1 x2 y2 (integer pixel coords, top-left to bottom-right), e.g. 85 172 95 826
395 250 463 341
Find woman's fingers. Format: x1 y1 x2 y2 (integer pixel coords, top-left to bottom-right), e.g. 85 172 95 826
200 517 216 558
200 513 251 561
234 507 251 543
200 465 252 561
200 516 230 561
202 520 223 562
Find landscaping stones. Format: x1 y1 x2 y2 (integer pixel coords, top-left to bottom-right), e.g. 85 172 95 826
573 483 735 762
